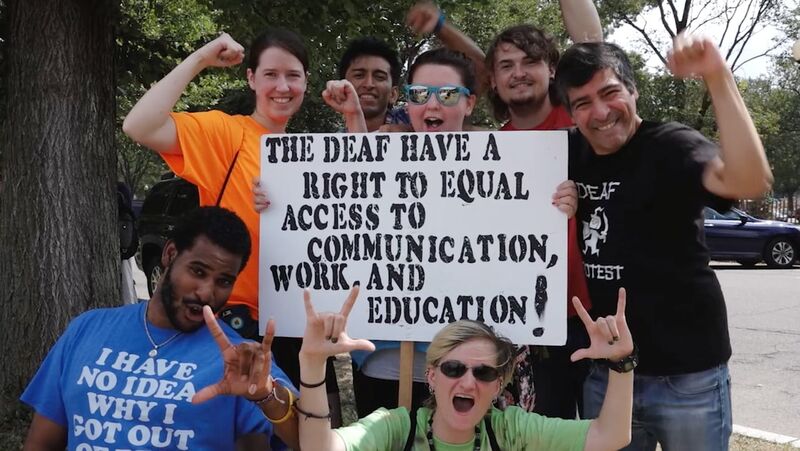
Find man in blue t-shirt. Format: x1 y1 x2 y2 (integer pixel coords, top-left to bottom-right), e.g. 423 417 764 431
21 206 299 450
555 37 772 450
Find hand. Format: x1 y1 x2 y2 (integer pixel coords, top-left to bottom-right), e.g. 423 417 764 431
192 306 276 403
552 179 578 217
322 80 363 116
667 33 728 80
194 32 245 69
570 288 634 362
406 1 441 35
299 285 375 362
253 177 271 212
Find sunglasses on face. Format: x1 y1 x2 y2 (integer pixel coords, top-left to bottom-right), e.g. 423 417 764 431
404 85 471 106
438 360 501 382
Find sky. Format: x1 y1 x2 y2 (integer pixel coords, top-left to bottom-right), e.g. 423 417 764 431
607 0 798 79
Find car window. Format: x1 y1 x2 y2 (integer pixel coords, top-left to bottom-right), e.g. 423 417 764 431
141 183 173 215
720 210 740 220
704 207 722 220
168 182 199 216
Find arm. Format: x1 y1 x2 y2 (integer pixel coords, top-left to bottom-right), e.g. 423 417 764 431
667 34 772 199
297 286 375 451
22 414 67 451
406 2 489 94
122 33 245 154
571 289 633 451
559 0 603 43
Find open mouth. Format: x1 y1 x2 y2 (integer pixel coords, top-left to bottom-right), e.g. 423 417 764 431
271 97 292 104
185 302 205 322
424 118 444 130
452 395 475 413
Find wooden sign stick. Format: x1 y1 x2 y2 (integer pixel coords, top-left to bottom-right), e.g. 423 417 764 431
398 341 414 409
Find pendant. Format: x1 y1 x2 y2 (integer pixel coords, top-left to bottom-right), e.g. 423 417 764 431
149 348 158 357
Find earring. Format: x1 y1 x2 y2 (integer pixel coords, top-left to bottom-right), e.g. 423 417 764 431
428 384 434 395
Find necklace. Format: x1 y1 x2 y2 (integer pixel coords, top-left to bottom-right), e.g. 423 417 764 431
142 302 182 357
427 411 481 451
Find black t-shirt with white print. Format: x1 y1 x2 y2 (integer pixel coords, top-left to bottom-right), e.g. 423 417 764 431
568 121 732 375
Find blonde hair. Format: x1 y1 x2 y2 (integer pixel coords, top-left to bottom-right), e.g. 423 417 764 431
425 320 517 407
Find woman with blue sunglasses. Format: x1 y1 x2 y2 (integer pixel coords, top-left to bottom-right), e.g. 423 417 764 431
295 284 634 450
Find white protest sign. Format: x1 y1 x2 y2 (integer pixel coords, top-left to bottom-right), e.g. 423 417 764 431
259 131 567 345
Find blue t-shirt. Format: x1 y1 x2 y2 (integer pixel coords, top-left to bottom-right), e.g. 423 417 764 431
21 302 294 450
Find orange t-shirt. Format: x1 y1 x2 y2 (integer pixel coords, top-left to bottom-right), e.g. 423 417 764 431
163 111 267 319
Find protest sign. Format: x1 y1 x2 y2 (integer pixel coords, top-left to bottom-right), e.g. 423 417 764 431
259 131 567 345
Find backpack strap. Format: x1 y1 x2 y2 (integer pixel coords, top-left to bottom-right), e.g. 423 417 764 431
215 150 240 207
403 408 418 451
484 415 500 451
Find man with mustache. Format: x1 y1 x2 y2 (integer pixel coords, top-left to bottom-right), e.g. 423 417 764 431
21 207 299 450
337 36 409 132
557 37 772 449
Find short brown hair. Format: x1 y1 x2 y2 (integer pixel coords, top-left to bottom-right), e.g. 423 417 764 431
485 25 560 122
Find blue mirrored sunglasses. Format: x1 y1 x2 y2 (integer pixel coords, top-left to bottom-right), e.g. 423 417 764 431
403 84 471 106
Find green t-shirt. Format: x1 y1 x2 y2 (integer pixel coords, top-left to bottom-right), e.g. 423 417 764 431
334 406 591 451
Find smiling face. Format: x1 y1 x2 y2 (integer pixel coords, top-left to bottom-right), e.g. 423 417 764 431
154 235 241 332
407 63 476 133
427 338 502 441
247 46 307 132
345 55 398 121
566 68 642 155
490 42 553 111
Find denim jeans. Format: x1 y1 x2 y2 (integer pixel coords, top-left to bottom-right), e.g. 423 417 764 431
583 363 732 451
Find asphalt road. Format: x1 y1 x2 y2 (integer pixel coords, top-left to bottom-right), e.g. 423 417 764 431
714 262 800 438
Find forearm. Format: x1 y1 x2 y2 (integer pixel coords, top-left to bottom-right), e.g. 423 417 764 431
122 52 207 153
585 370 633 451
436 23 489 94
705 68 773 198
297 353 345 451
344 110 368 133
258 383 300 450
559 0 603 43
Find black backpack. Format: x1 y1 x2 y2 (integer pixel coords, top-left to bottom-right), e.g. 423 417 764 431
118 184 139 260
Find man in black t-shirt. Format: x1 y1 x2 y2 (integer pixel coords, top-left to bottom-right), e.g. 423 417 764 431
553 37 772 450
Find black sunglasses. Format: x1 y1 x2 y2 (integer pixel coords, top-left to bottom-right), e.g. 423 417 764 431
438 360 500 382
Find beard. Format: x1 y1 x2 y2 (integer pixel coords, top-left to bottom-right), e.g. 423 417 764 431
159 265 203 333
506 89 547 114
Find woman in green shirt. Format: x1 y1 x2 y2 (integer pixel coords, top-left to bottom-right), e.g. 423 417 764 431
295 284 634 451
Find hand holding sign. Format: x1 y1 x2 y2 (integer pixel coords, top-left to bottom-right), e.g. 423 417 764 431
193 305 276 403
570 288 633 362
253 176 271 212
552 179 578 217
299 284 375 363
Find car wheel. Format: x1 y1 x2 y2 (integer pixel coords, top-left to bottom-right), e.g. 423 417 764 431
764 238 797 269
737 259 758 268
143 255 163 297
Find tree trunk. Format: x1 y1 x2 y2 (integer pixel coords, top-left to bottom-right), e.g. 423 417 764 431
0 0 119 425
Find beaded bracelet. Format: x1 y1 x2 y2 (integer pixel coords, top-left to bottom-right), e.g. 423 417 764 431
254 376 285 405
